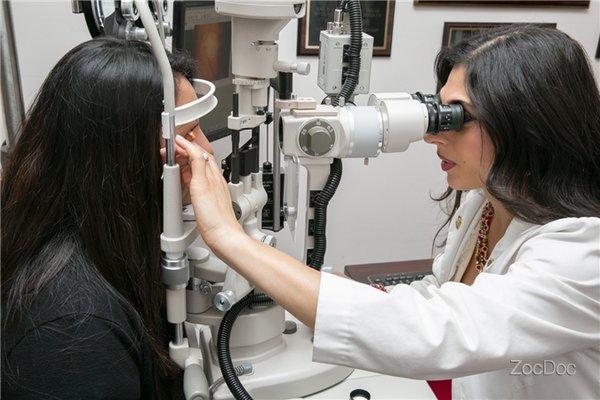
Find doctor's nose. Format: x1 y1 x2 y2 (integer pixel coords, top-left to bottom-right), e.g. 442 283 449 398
424 132 450 146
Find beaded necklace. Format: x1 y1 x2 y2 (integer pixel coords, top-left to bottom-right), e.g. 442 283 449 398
474 201 495 272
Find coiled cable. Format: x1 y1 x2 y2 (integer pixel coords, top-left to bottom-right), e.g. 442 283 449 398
216 293 274 400
309 158 343 269
331 0 362 108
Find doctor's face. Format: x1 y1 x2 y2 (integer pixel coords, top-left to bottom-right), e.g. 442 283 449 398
423 64 494 191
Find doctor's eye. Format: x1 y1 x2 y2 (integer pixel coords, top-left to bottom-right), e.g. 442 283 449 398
463 113 476 124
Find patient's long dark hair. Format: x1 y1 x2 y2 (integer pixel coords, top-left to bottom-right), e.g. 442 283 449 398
433 25 600 246
1 38 194 398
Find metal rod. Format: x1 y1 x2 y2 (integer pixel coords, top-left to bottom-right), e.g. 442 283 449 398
174 323 184 345
166 137 176 166
135 0 175 127
1 0 26 150
135 0 182 245
272 99 282 231
231 130 240 184
272 72 292 232
198 327 213 383
266 88 271 164
153 0 166 47
71 0 83 13
232 92 239 117
251 126 260 173
165 114 176 166
231 92 240 184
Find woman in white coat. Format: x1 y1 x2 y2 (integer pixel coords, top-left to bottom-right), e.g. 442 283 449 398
176 25 600 399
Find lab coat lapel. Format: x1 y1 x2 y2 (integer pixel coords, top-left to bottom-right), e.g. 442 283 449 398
437 190 486 283
484 217 540 272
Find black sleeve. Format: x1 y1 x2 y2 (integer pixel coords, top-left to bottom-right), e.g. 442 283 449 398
2 314 144 400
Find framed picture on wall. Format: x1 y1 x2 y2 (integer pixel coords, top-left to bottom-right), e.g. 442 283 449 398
441 22 557 49
415 0 589 6
297 0 395 57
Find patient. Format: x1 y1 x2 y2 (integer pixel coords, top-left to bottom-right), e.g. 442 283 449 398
1 38 211 399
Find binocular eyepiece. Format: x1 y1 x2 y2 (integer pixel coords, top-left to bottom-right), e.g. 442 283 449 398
411 92 465 134
281 90 475 159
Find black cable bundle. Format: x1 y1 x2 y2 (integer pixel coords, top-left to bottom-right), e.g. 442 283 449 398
310 0 362 270
216 293 274 400
309 158 343 269
331 0 362 108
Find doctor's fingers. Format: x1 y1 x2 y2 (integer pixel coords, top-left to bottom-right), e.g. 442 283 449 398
205 154 224 180
180 164 192 186
166 139 212 163
174 136 231 204
175 135 209 179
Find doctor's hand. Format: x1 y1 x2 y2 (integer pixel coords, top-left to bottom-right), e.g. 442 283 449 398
174 135 245 250
177 136 321 330
160 131 213 204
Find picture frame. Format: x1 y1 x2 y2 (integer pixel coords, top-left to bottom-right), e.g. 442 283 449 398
441 22 557 49
415 0 589 6
297 0 395 57
172 0 233 142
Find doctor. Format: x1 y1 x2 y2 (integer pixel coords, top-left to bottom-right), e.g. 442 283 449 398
176 25 600 398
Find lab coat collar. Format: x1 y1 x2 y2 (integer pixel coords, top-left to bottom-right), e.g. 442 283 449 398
439 189 540 282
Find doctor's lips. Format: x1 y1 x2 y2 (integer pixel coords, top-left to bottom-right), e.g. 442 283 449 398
438 152 457 171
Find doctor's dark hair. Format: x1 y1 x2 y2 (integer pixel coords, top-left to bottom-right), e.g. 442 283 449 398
1 38 195 399
432 25 600 246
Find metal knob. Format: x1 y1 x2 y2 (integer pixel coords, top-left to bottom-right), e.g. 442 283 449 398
261 234 277 247
273 61 310 76
284 205 297 218
299 119 336 157
308 126 334 154
214 290 236 312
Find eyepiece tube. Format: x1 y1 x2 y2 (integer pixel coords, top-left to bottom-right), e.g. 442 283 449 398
367 92 428 153
281 92 467 160
411 92 465 134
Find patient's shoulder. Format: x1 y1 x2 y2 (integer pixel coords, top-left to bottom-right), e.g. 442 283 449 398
2 258 143 357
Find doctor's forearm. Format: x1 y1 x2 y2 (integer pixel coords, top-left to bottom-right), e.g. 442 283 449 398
211 231 321 329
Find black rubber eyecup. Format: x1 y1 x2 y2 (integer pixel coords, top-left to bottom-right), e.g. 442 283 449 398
349 388 371 400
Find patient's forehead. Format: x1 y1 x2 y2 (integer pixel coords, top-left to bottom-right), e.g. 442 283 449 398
175 77 197 107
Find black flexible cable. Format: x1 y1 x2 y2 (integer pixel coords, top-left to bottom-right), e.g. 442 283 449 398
309 158 343 269
216 293 274 400
331 0 362 108
309 0 361 270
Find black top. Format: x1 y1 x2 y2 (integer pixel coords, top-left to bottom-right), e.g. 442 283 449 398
1 263 155 399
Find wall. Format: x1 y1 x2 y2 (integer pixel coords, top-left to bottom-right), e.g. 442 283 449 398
3 0 599 270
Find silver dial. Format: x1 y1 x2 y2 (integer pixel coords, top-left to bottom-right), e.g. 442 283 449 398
298 119 335 157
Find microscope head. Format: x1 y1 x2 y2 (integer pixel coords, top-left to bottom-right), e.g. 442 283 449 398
215 0 307 130
215 0 305 20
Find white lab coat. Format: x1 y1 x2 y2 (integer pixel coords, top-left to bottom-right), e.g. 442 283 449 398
313 189 600 399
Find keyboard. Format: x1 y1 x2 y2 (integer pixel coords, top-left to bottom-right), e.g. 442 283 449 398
344 259 433 287
367 271 428 286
